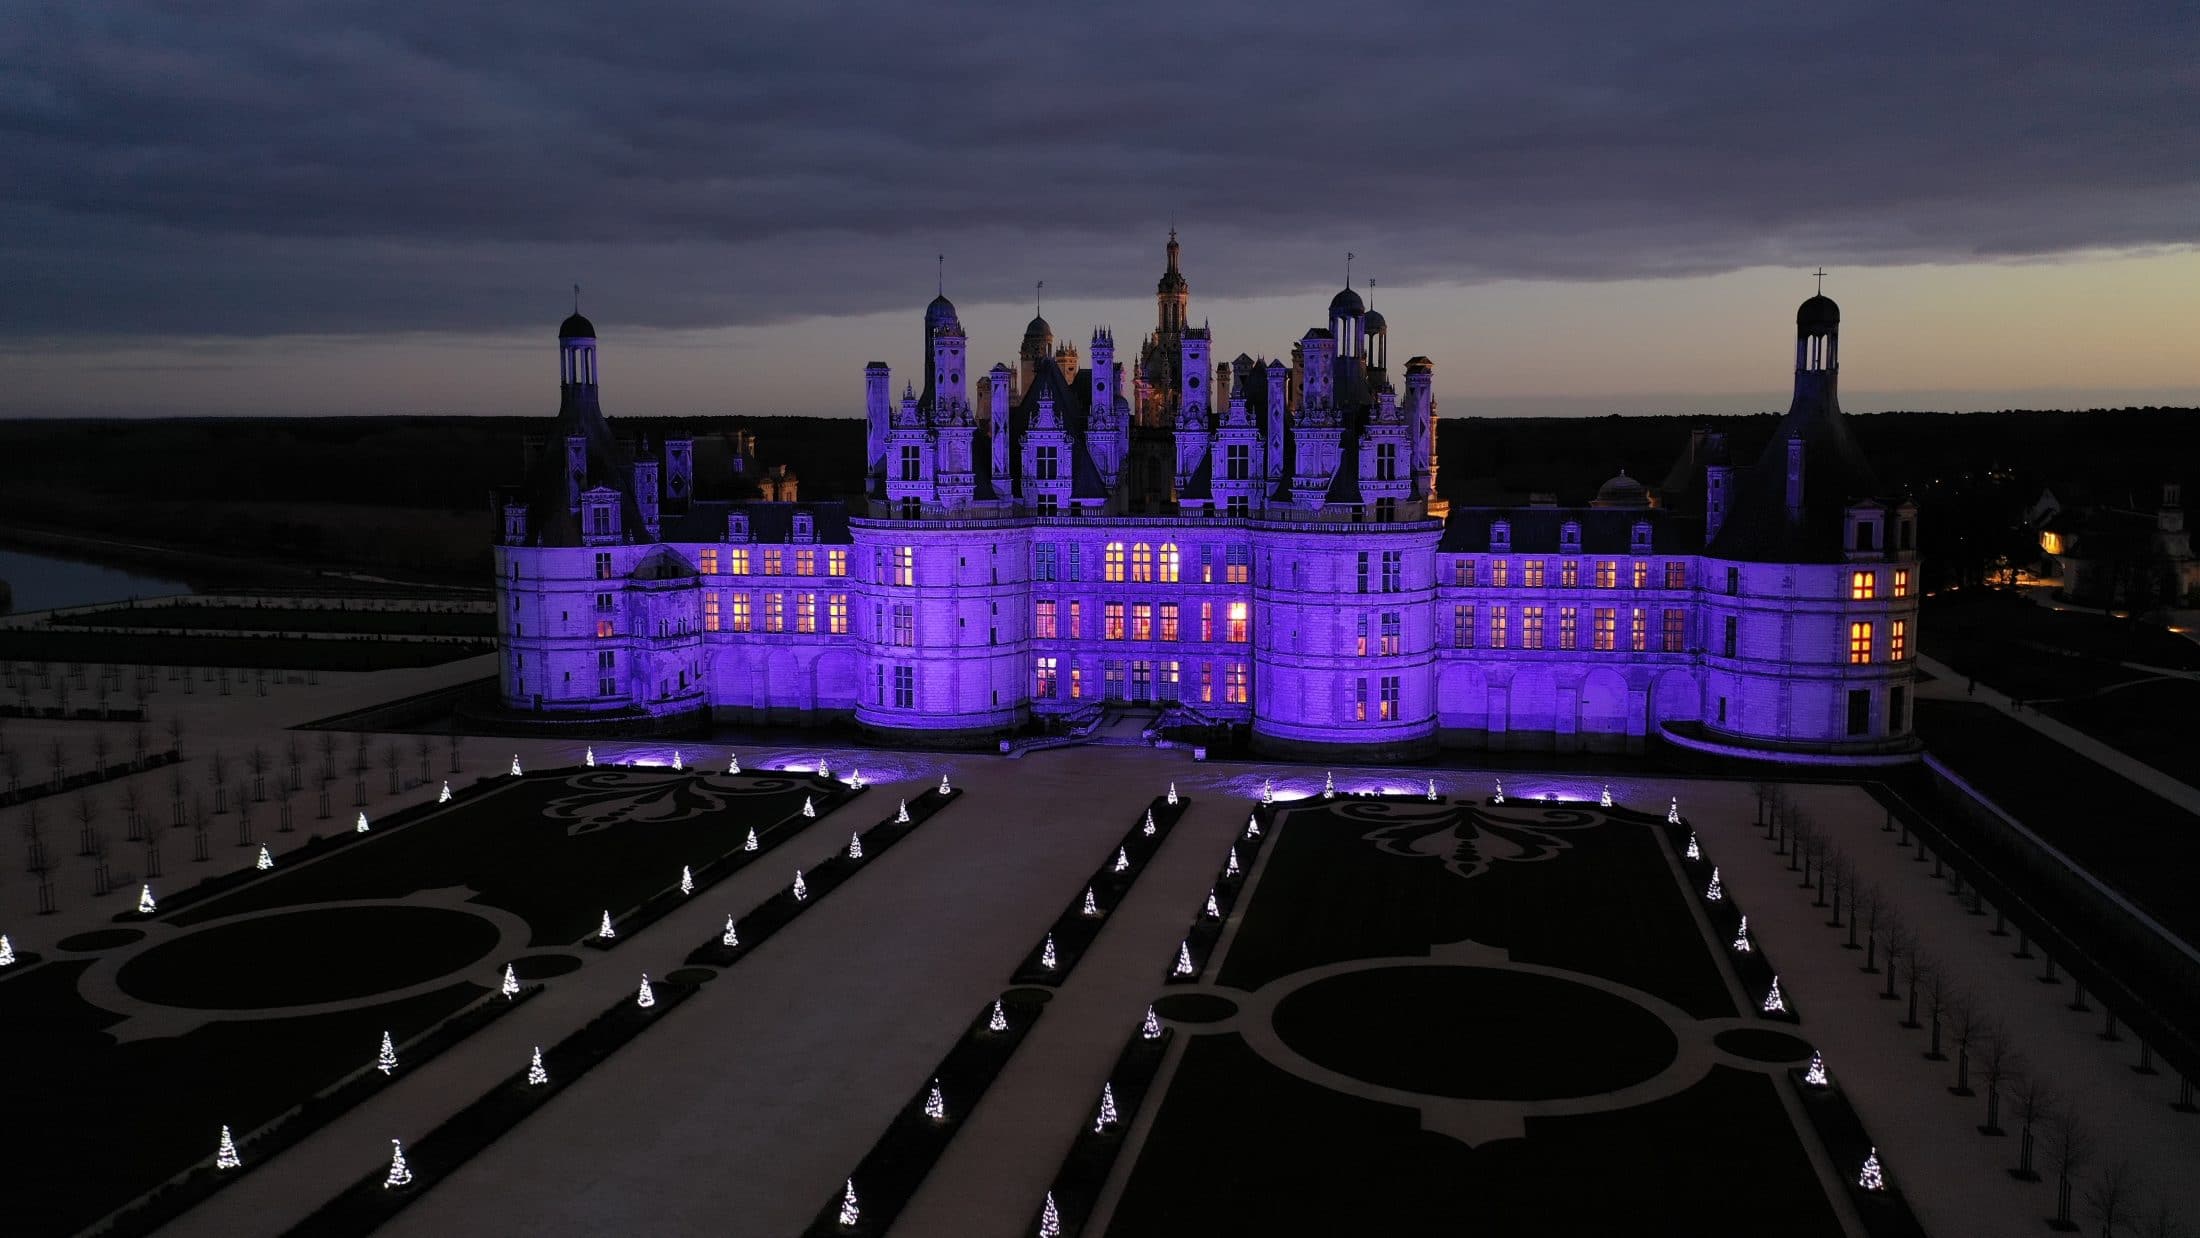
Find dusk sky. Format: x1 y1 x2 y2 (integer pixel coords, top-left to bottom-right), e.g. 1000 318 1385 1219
4 0 2194 420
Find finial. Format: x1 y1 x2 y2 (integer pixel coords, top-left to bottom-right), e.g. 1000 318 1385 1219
1813 267 1827 294
1346 252 1354 288
572 282 580 314
1037 280 1044 317
1368 277 1376 308
937 253 945 296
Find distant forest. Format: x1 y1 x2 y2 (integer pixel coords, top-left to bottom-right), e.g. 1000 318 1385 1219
0 408 2190 590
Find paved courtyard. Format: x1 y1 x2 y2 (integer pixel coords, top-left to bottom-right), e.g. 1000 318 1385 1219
3 653 2198 1236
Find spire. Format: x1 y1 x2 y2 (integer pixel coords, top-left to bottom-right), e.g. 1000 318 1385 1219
1346 251 1355 289
1167 228 1180 272
572 282 580 314
1368 278 1376 308
1036 280 1044 317
937 253 944 296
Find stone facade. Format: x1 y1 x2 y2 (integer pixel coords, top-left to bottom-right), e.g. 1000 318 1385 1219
494 245 1919 761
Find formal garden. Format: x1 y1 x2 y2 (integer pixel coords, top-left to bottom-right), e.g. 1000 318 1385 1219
0 763 847 1238
1069 791 1905 1237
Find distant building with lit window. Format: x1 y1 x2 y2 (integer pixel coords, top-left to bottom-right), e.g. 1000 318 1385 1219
493 242 1919 763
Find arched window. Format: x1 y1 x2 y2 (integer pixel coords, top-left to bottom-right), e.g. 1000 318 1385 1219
1105 541 1126 583
1158 542 1181 583
1132 542 1154 583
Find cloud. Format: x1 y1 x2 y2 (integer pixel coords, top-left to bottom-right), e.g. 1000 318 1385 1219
2 0 2194 337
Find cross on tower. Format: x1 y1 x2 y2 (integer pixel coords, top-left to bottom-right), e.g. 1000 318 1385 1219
1813 267 1827 294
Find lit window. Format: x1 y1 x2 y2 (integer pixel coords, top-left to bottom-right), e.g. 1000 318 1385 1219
891 604 914 646
1068 601 1082 639
1851 571 1876 601
1200 602 1214 642
1849 620 1874 664
1105 542 1126 582
828 594 848 634
796 550 816 577
765 592 784 633
1035 656 1058 699
1354 677 1368 722
1522 606 1545 650
1490 559 1510 589
1891 619 1907 661
1356 613 1369 657
1069 667 1083 699
763 548 783 576
731 593 751 632
1593 607 1616 651
1105 603 1126 640
1632 560 1648 589
795 592 817 634
1453 604 1474 648
1226 545 1250 584
1035 600 1058 640
1225 662 1247 704
1455 559 1476 587
1561 561 1579 589
829 549 848 577
1160 603 1180 642
1380 675 1399 721
1662 609 1685 653
895 547 915 587
703 592 721 632
1523 559 1545 588
1893 569 1910 598
595 552 613 581
700 548 719 574
1227 602 1249 643
1132 543 1154 583
731 548 751 575
1490 605 1509 649
1132 604 1153 641
1380 612 1401 656
1159 543 1180 583
596 619 615 638
1596 561 1617 589
1665 562 1685 590
1558 606 1578 650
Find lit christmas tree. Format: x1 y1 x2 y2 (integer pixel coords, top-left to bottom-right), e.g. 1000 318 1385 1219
896 800 911 824
1082 887 1099 917
1731 915 1752 953
1493 779 1505 804
439 781 452 804
356 811 371 833
1114 847 1130 874
585 746 595 767
1323 771 1335 799
1040 1191 1062 1238
989 999 1009 1033
672 749 683 771
1858 1148 1884 1191
636 973 655 1008
1705 867 1723 902
1667 796 1681 824
383 1139 412 1189
1167 782 1179 806
1141 1006 1163 1040
0 935 14 967
849 768 864 789
1685 832 1701 861
256 845 273 871
680 866 695 895
377 1030 398 1075
1094 1081 1120 1132
1041 934 1058 970
527 1046 549 1086
1204 890 1221 919
802 796 817 819
215 1124 241 1170
1174 940 1195 976
743 827 759 852
1143 809 1156 836
598 910 617 940
1804 1050 1829 1088
837 1179 861 1227
1600 784 1613 808
819 757 832 779
792 869 808 901
939 773 952 795
847 832 864 860
501 963 520 999
1225 847 1241 878
510 754 523 776
1260 778 1273 806
722 915 739 948
138 884 157 914
1762 975 1787 1014
1427 779 1439 801
924 1078 946 1121
727 752 739 775
1245 814 1261 838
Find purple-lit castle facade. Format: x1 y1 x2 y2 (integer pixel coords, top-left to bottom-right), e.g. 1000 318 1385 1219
495 238 1919 763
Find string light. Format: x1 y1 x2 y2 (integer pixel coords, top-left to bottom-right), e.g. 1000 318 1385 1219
636 973 656 1008
383 1139 412 1189
510 754 523 776
989 1000 1009 1032
214 1125 241 1170
376 1031 398 1076
1493 779 1505 804
802 796 817 819
138 884 157 914
1082 887 1099 917
356 811 370 833
1667 796 1681 825
1204 890 1221 919
585 746 595 767
1732 915 1752 953
1804 1050 1828 1088
1705 867 1723 901
672 749 683 771
501 964 520 998
1141 1006 1163 1039
722 916 739 948
255 846 273 871
924 1078 946 1121
439 781 451 803
1858 1148 1884 1191
1094 1081 1120 1132
847 832 864 860
1762 976 1787 1014
897 800 911 824
1167 782 1179 806
598 910 616 939
1428 779 1439 801
527 1045 549 1086
1600 784 1613 808
1114 847 1130 874
939 774 952 795
743 828 759 852
1323 771 1335 799
1041 934 1058 970
1225 847 1241 878
727 752 739 774
837 1179 861 1227
1039 1191 1062 1238
792 870 808 902
1686 832 1701 861
1174 940 1195 976
679 865 694 895
1143 809 1157 837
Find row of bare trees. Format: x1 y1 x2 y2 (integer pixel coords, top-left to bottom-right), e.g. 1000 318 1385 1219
1749 784 2185 1236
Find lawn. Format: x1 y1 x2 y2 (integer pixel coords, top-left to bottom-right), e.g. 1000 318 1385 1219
2041 676 2200 790
1919 589 2200 702
1100 795 1851 1236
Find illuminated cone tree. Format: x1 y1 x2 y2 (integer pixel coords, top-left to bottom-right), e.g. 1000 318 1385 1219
924 1078 946 1121
376 1030 398 1075
722 915 740 947
500 963 520 998
1141 1006 1163 1039
743 827 759 852
527 1045 549 1086
988 999 1009 1032
1174 940 1195 976
383 1139 412 1189
215 1124 241 1170
636 973 655 1008
1094 1081 1120 1132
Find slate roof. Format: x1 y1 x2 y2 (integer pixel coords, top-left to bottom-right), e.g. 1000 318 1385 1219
1703 368 1889 563
1437 506 1705 555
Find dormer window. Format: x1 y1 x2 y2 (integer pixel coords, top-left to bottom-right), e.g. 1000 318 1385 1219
581 488 621 545
727 512 750 542
1855 521 1878 552
1490 521 1511 552
503 503 528 545
793 513 815 543
1630 521 1653 552
1560 521 1582 551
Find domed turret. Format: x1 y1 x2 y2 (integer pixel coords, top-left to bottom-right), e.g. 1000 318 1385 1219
925 293 959 330
1797 294 1839 332
558 312 596 340
1328 287 1365 318
1592 470 1649 508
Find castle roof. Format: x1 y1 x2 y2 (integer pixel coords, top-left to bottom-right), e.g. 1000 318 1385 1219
1437 506 1703 555
1703 364 1886 563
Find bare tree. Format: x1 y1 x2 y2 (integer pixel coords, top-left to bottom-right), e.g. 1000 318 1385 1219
1920 960 1953 1057
415 734 433 784
131 721 150 768
2046 1107 2094 1228
1977 1030 2018 1134
2010 1075 2052 1179
248 746 268 801
383 742 402 794
74 791 98 857
2135 1196 2190 1238
5 747 21 797
285 735 303 789
318 730 338 779
166 714 184 758
1946 989 1981 1091
1881 910 1912 1002
121 783 144 842
2082 1160 2134 1238
48 735 68 790
90 728 112 775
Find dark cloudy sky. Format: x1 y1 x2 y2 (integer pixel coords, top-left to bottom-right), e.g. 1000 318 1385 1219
4 0 2195 418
